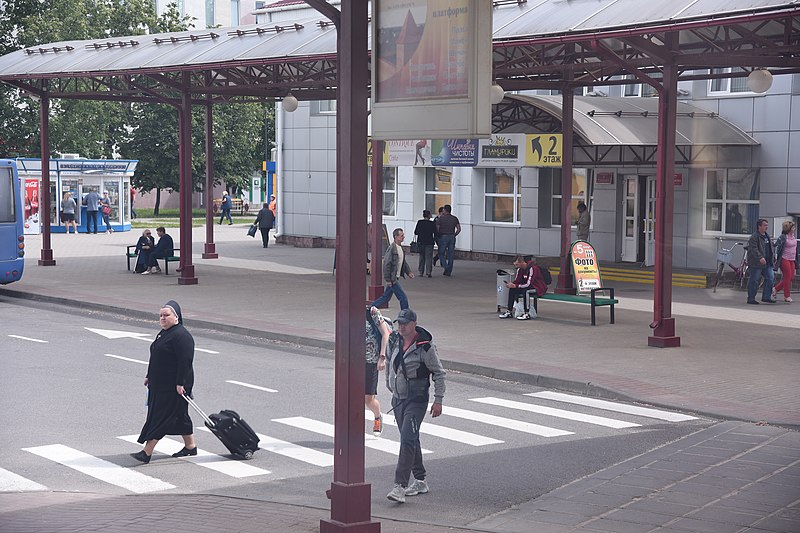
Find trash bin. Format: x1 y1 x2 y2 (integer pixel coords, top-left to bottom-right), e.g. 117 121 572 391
496 269 511 312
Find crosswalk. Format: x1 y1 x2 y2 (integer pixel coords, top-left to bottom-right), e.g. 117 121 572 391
2 391 699 495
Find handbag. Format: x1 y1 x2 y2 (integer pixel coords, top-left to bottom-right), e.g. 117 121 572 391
409 239 420 254
101 204 111 215
247 224 258 238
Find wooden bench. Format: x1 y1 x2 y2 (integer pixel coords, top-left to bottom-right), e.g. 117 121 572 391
126 245 180 274
528 287 617 326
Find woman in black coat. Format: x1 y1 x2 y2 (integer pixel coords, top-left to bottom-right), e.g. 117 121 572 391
133 229 155 274
131 300 197 463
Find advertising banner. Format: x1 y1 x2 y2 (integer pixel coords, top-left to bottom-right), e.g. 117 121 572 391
525 133 563 167
570 240 602 294
430 139 478 166
23 179 40 234
477 133 525 167
386 139 431 166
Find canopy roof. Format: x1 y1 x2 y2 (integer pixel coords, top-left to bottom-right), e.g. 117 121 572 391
0 1 798 103
502 95 759 146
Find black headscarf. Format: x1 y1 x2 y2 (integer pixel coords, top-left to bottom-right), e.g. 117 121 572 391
164 300 183 325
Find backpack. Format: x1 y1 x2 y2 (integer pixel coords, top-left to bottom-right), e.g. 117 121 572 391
540 265 552 285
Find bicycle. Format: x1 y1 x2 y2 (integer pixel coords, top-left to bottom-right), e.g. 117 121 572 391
713 238 748 292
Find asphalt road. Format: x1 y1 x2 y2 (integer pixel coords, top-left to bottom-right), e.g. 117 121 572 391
0 299 714 527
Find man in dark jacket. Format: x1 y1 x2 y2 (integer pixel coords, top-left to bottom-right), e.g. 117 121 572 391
254 202 276 248
218 191 233 225
413 210 437 277
143 227 174 275
385 308 445 504
746 218 776 304
371 228 414 310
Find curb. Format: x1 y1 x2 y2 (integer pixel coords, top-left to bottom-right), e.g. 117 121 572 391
4 288 797 430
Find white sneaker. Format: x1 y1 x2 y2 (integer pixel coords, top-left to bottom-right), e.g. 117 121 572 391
387 484 406 503
405 479 429 496
516 313 531 320
498 311 512 319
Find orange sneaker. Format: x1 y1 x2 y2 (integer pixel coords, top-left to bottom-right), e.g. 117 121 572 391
372 415 383 437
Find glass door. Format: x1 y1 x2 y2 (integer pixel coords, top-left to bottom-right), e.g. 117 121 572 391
621 176 639 262
644 177 656 267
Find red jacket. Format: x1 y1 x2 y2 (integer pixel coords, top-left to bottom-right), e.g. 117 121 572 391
528 262 548 296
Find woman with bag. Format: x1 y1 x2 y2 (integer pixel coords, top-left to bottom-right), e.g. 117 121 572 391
131 300 197 463
100 191 113 234
772 220 797 303
253 202 276 248
413 210 437 277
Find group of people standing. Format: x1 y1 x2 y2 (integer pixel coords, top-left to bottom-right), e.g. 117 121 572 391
60 189 115 234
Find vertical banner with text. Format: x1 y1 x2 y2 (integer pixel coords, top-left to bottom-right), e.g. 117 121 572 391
570 240 602 294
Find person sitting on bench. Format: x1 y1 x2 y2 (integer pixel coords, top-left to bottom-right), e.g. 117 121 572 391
499 255 547 320
142 227 174 275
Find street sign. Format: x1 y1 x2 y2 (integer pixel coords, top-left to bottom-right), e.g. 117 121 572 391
525 134 563 166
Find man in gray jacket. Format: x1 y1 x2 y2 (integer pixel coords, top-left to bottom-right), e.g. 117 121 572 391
746 218 776 304
385 308 446 504
370 228 414 310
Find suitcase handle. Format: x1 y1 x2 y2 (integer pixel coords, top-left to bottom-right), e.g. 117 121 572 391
182 393 215 427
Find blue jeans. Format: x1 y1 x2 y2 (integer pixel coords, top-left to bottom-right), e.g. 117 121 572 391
86 210 98 233
371 281 409 310
747 265 775 302
392 396 427 486
439 234 456 274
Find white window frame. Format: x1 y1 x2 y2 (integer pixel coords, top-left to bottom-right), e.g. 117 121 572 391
367 166 397 218
313 100 337 115
707 68 752 95
550 169 591 227
484 168 521 225
702 169 760 237
424 167 452 215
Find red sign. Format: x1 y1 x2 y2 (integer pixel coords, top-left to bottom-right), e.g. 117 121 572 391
674 173 683 186
596 172 613 185
570 241 601 294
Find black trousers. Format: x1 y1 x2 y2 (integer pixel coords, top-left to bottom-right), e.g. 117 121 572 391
259 227 269 248
392 397 427 486
507 287 530 312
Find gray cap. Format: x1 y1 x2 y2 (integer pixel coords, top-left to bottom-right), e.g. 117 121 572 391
394 308 417 324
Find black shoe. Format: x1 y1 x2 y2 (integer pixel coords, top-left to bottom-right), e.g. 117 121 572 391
172 447 198 458
427 274 432 278
761 299 777 303
443 271 451 276
746 300 760 305
131 450 151 463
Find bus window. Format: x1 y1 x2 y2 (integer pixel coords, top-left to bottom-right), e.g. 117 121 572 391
0 167 15 223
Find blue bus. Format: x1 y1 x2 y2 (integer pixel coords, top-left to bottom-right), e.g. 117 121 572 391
0 159 24 284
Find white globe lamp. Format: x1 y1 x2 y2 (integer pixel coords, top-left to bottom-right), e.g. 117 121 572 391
747 69 772 94
490 83 505 105
282 93 299 112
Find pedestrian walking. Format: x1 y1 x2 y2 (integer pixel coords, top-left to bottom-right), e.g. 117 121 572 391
385 308 446 503
371 228 414 310
746 218 776 304
772 220 797 303
254 202 276 248
413 210 437 277
100 191 114 233
131 300 197 463
366 306 392 437
432 206 444 266
130 187 137 219
219 191 233 225
435 204 461 276
83 189 101 234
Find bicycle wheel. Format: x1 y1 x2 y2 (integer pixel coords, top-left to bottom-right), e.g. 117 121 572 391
739 264 748 290
713 262 725 293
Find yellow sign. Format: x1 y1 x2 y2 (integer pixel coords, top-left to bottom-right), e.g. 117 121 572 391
570 240 601 294
525 134 563 167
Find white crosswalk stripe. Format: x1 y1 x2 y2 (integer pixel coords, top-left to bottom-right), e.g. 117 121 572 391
273 416 432 455
470 397 641 429
367 411 503 446
196 426 334 467
23 444 175 493
0 467 47 492
118 435 270 478
525 391 699 422
441 405 574 437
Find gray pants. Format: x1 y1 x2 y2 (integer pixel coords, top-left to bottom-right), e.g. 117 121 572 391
418 244 434 276
392 396 427 486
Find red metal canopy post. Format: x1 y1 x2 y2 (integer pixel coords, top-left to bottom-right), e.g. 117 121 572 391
38 94 55 267
555 79 575 294
178 74 198 285
203 102 218 259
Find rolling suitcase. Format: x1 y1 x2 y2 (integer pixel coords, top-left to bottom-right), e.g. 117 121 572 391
183 394 260 459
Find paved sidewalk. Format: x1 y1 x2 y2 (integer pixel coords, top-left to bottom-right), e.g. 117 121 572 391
1 225 798 532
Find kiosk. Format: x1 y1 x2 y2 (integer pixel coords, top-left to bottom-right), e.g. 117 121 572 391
17 158 137 234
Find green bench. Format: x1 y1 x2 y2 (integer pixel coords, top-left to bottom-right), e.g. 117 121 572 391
528 287 617 326
126 245 180 274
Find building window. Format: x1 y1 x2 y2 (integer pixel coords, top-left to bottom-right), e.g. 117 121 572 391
368 166 397 217
623 76 657 97
313 100 337 115
704 169 759 235
230 0 240 24
485 168 520 224
205 0 215 26
708 67 750 95
425 167 452 215
550 168 591 226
